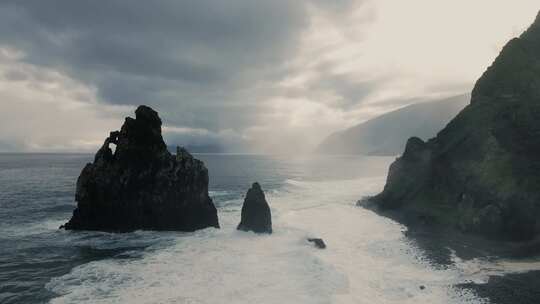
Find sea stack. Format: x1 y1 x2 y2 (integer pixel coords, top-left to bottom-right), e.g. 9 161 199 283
237 183 272 234
367 12 540 242
63 105 219 232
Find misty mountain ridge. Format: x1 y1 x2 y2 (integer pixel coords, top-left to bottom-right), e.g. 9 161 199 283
317 94 470 156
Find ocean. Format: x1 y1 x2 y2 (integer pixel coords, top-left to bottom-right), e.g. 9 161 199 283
0 153 526 303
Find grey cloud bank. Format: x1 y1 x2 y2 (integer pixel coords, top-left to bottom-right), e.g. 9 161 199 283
0 1 537 153
0 1 307 124
0 0 365 152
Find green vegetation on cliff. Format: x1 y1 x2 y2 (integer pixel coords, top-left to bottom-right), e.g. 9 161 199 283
371 12 540 242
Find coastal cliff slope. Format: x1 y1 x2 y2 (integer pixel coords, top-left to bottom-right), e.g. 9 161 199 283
369 12 540 242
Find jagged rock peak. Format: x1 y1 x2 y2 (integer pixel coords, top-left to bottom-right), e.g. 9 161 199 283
250 182 263 193
402 137 430 160
471 10 540 104
237 182 272 234
135 105 162 128
63 105 219 232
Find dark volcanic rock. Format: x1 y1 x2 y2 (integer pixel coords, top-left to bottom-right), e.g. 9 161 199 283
459 271 540 304
307 238 326 249
63 105 219 232
368 12 540 242
237 183 272 234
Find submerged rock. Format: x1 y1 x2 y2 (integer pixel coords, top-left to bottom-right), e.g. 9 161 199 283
237 182 272 234
368 12 540 242
307 238 326 249
63 105 219 232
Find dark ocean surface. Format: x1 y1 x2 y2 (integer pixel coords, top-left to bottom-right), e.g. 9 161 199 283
0 153 537 303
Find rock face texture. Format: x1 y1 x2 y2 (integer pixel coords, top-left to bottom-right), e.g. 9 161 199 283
237 183 272 234
63 105 219 232
369 12 540 242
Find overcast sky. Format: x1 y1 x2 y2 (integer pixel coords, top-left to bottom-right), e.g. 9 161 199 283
0 0 538 153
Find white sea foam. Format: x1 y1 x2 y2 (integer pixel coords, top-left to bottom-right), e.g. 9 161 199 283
208 190 234 197
284 178 310 187
269 177 485 304
0 218 66 238
47 217 348 303
47 164 493 304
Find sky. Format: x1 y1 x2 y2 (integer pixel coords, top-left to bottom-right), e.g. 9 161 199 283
0 0 538 153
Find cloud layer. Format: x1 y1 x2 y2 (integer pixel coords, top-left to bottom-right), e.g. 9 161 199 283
0 0 538 153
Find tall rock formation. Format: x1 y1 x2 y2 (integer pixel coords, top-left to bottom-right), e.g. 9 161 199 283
369 12 540 241
63 105 219 232
237 183 272 234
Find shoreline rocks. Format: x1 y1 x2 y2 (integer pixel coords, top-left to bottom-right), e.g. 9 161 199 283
237 182 272 234
63 105 219 232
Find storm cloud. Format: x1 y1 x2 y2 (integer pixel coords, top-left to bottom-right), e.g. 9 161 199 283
0 1 313 127
0 0 538 153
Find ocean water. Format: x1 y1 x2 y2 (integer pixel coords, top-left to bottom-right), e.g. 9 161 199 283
0 153 529 303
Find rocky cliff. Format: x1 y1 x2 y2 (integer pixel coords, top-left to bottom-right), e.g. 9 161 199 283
368 12 540 242
63 105 219 232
